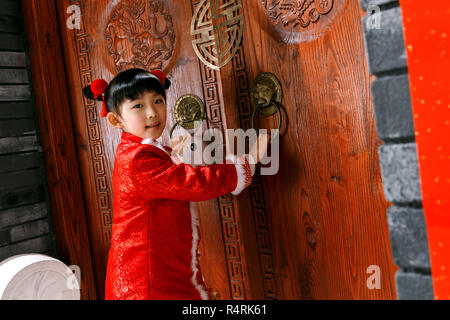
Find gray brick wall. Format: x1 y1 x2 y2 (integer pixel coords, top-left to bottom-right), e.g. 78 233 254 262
372 75 415 140
362 1 434 299
0 0 57 262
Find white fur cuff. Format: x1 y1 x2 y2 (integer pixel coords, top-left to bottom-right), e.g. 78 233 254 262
226 154 254 196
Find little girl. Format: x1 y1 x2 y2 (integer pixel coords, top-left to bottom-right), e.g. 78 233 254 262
83 68 261 300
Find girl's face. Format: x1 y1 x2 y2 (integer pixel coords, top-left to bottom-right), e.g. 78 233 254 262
110 90 167 140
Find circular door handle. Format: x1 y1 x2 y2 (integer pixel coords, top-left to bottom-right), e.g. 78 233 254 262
170 94 206 139
250 72 284 133
251 100 282 132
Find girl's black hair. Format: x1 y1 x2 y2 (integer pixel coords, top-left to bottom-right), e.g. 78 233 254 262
83 68 171 115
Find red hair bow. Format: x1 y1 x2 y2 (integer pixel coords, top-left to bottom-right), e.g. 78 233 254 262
150 69 166 86
91 79 109 117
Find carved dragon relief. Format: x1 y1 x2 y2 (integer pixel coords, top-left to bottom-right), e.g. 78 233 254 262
105 0 175 72
262 0 334 28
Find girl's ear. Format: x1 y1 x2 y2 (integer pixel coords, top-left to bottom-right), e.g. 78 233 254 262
106 112 123 129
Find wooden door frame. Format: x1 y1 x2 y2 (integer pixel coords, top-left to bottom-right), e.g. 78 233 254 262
20 0 97 300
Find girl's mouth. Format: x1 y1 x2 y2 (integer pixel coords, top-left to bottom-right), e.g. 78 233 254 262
146 122 160 129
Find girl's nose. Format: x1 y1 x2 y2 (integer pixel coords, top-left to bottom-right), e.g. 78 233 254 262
146 107 156 119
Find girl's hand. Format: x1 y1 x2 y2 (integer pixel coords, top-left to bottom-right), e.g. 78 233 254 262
170 134 191 155
250 133 270 163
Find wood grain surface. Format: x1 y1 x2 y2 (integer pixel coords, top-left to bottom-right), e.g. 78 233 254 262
23 0 398 300
236 0 398 299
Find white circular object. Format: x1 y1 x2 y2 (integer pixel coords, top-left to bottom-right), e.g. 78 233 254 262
0 254 80 300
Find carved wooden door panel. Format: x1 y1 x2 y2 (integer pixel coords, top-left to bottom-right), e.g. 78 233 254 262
230 0 399 299
54 0 260 300
53 0 397 300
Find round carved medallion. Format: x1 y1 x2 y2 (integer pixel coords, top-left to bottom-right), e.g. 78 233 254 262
261 0 346 42
191 0 244 70
105 0 176 72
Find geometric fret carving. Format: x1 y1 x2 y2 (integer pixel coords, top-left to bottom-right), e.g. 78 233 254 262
191 0 279 300
70 0 112 252
232 46 278 299
192 0 248 300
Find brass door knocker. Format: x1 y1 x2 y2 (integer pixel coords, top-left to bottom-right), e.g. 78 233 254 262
170 94 207 151
250 72 283 133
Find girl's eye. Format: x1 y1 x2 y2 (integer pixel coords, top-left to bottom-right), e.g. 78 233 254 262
155 99 163 104
133 104 143 109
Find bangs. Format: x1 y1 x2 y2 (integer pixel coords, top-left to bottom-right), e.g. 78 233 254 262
115 75 165 102
106 69 166 114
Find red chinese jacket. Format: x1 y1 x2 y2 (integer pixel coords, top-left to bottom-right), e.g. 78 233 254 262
105 132 254 300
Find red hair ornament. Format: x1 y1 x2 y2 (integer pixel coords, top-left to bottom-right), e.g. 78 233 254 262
85 70 168 118
89 79 109 117
150 69 166 87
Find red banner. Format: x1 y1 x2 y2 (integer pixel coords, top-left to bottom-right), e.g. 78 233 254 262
399 0 450 299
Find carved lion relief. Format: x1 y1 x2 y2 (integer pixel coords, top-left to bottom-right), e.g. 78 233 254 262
105 0 175 72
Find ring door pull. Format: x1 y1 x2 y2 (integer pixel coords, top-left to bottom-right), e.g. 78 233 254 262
170 94 207 151
250 72 283 134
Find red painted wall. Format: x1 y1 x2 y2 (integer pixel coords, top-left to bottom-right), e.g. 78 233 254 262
399 0 450 299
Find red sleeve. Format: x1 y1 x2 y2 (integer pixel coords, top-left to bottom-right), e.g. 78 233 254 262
130 149 254 202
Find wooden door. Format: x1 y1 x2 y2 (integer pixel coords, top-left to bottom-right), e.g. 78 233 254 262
53 0 263 300
232 0 398 299
27 0 396 299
